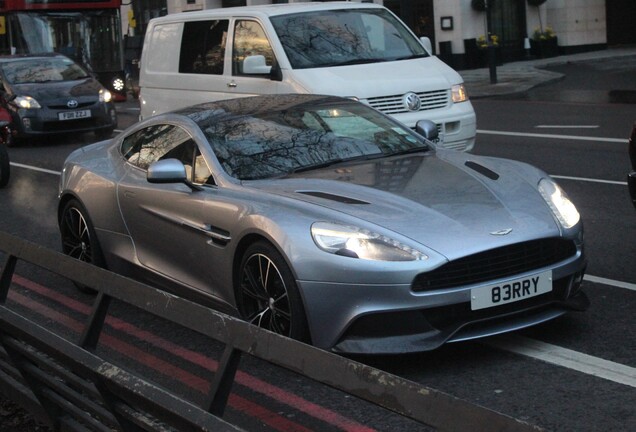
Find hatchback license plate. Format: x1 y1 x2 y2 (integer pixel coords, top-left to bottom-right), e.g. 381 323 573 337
59 110 91 121
470 270 552 311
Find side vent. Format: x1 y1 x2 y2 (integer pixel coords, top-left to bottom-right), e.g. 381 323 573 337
297 191 369 205
465 161 499 180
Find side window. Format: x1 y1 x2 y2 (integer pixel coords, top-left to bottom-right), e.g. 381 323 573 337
121 124 215 185
179 20 229 75
232 20 275 76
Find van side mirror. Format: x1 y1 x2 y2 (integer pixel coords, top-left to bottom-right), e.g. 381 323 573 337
415 120 439 141
419 37 433 55
243 55 272 75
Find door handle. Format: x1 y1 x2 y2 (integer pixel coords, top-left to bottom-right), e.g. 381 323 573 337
227 81 237 88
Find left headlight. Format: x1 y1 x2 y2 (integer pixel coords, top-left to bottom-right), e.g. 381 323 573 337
15 95 41 109
451 84 468 103
99 89 113 103
538 178 580 229
311 222 428 262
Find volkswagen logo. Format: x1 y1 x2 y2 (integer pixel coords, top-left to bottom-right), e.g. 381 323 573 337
67 99 79 109
402 92 421 112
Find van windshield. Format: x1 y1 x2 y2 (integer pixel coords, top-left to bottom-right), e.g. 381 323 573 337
270 9 428 69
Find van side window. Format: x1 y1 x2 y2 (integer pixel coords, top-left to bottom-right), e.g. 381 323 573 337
179 20 229 75
232 20 275 76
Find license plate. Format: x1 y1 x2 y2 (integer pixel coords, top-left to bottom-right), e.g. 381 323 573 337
470 270 552 311
58 110 91 121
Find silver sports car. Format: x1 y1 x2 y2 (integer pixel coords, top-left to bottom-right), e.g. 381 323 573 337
58 94 588 354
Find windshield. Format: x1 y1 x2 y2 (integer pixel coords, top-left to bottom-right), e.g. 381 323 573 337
1 57 89 84
191 98 429 180
270 9 428 69
8 10 123 72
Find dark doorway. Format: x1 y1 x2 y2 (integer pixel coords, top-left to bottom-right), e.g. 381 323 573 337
490 0 527 62
384 0 435 51
606 0 636 45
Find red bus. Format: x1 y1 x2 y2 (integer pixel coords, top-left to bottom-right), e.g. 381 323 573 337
0 0 127 100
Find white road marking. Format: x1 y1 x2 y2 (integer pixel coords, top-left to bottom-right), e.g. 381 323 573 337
551 175 627 186
585 274 636 292
485 334 636 389
477 129 628 143
535 125 599 129
9 162 61 176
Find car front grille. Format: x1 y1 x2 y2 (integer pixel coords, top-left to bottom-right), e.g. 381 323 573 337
412 238 577 292
367 90 449 115
42 118 100 132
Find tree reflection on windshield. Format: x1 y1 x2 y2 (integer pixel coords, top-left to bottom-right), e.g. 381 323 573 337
271 9 427 69
186 96 428 180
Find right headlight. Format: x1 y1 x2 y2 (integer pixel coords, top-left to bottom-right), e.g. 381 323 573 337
311 221 428 262
538 178 580 229
15 95 41 109
451 84 469 103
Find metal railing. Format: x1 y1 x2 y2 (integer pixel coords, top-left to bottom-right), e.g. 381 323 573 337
0 231 541 431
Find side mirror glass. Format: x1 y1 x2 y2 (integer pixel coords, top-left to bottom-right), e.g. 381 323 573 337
419 36 433 55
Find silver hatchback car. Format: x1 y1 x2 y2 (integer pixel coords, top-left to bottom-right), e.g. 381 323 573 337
58 94 588 354
0 53 117 142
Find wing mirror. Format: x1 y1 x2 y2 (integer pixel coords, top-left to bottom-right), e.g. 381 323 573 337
243 55 272 75
419 36 433 55
147 159 202 191
415 120 439 142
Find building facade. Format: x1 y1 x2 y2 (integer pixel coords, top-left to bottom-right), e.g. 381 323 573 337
126 0 635 69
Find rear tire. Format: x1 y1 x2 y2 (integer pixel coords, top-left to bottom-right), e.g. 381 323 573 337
59 199 105 293
236 241 310 342
0 145 9 188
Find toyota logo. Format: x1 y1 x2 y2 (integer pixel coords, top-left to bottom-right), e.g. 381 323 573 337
402 92 421 112
67 99 79 108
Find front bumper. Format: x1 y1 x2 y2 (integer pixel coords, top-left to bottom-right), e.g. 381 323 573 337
13 102 117 138
298 247 587 354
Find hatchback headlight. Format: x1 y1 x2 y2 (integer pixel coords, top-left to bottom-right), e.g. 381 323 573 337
15 95 41 109
99 89 113 103
538 178 580 229
311 222 427 261
451 84 468 103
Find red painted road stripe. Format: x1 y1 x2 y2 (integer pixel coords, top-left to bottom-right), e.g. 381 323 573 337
8 289 312 432
12 275 377 432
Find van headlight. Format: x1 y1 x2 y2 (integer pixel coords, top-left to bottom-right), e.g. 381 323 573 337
15 95 41 109
538 178 580 229
451 84 468 103
311 222 427 261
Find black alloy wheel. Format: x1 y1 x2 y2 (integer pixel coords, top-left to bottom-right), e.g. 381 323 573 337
60 199 104 292
0 145 9 187
237 241 309 341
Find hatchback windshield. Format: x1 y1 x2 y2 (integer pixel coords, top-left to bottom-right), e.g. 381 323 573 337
190 98 429 180
1 57 89 84
270 9 428 69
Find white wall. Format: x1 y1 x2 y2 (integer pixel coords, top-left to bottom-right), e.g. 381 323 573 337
546 0 606 46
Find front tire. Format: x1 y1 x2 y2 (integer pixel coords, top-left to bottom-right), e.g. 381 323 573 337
236 241 309 342
59 199 105 292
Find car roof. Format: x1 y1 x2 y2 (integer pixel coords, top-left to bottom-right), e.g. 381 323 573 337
150 2 384 24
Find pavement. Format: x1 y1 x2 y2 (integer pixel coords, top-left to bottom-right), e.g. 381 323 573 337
459 45 636 99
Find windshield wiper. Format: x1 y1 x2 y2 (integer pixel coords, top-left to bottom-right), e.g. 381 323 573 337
387 145 431 156
291 158 346 174
323 58 388 67
394 54 429 61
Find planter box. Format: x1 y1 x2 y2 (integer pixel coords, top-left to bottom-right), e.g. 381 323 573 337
530 37 559 58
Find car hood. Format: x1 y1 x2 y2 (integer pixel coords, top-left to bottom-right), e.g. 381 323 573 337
288 57 461 98
11 78 101 101
248 152 561 260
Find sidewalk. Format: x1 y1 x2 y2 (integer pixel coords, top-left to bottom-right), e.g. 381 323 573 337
460 46 636 99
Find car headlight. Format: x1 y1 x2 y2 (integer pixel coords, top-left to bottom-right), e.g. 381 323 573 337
99 89 113 103
538 178 580 229
15 96 41 109
451 84 468 103
311 222 427 261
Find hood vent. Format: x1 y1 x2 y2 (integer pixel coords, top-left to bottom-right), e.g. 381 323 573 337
297 191 369 205
465 161 499 180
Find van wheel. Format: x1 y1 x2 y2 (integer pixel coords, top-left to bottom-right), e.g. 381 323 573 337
236 241 309 342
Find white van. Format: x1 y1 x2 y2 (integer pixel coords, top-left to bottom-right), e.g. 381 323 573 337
139 2 476 151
